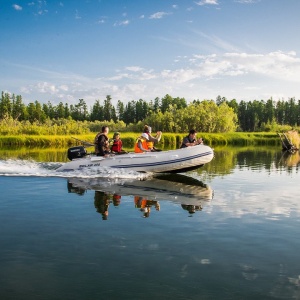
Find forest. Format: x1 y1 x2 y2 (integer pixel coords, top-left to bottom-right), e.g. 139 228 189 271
0 91 299 135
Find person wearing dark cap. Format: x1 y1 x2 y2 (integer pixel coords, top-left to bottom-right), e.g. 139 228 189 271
180 129 203 148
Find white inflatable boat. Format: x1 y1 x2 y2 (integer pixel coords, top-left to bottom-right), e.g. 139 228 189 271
56 144 214 173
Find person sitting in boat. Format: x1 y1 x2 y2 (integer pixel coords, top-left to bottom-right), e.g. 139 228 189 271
94 126 110 156
110 132 126 154
180 129 203 148
146 126 162 152
134 125 162 153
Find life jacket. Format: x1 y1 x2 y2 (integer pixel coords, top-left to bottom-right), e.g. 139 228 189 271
147 141 154 149
143 133 154 149
94 133 109 155
111 139 122 152
94 132 103 154
134 196 147 208
134 136 149 153
147 132 160 149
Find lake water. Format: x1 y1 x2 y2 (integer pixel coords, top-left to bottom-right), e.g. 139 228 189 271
0 147 300 300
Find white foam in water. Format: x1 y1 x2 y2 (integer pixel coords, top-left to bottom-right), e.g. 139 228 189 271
0 159 149 180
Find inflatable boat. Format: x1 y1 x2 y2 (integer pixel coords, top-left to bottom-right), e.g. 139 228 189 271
56 144 214 173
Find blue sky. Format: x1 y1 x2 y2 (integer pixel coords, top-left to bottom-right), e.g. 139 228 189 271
1 0 300 106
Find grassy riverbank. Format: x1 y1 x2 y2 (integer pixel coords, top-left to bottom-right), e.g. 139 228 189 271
0 132 282 148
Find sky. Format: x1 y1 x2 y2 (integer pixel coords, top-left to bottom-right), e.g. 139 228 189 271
1 0 300 106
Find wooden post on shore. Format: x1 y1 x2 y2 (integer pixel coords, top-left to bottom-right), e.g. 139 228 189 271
277 131 299 152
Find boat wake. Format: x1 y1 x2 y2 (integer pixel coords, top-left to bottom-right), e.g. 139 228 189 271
0 159 149 180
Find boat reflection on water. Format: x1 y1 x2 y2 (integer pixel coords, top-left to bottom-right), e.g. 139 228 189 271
67 174 213 220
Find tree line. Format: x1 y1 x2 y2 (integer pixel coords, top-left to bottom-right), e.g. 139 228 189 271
218 96 300 131
0 91 299 133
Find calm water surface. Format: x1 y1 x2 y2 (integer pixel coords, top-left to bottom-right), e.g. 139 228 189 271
0 148 300 300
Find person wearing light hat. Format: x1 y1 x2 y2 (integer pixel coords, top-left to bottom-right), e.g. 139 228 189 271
134 125 162 153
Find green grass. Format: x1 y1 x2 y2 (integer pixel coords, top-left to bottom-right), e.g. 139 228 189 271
0 132 282 147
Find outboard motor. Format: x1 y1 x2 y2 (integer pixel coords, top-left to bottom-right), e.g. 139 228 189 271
67 146 87 161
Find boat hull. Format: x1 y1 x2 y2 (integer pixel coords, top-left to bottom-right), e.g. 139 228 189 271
56 144 214 173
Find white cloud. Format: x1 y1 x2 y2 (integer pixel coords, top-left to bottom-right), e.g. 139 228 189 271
124 84 146 94
125 66 143 72
59 84 69 91
140 71 156 81
121 20 130 25
178 51 299 83
108 73 130 81
11 51 300 105
32 0 48 16
108 67 156 82
222 51 300 81
38 9 48 15
110 51 300 87
235 0 259 3
96 16 107 24
149 12 171 19
12 4 22 11
193 31 240 52
162 68 196 83
114 20 130 26
195 0 219 6
37 82 58 94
